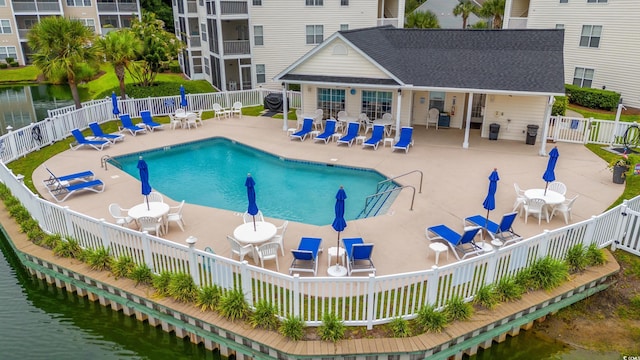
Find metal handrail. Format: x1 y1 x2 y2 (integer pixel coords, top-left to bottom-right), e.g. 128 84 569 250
376 169 423 193
364 185 416 212
100 155 122 170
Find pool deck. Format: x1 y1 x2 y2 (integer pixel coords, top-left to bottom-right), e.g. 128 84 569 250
34 115 623 276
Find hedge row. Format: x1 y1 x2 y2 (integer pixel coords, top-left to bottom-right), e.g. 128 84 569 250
565 84 620 111
552 96 567 116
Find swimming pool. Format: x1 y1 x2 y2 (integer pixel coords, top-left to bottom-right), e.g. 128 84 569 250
114 137 397 225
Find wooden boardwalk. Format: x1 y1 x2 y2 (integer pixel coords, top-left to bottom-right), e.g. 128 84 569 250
0 207 620 358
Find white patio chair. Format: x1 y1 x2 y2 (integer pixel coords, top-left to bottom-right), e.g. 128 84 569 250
512 183 526 214
548 181 567 195
360 113 374 135
108 203 134 227
255 242 280 271
230 102 242 118
269 220 288 256
226 235 253 262
138 216 163 236
382 112 393 136
312 108 324 131
212 103 230 120
522 198 548 225
169 113 182 130
242 210 264 224
146 191 164 203
167 200 186 231
184 113 198 130
550 195 578 224
427 108 439 130
194 109 204 126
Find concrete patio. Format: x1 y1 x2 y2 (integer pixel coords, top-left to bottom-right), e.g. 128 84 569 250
34 115 624 276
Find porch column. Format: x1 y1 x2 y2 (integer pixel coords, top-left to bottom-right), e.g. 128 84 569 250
463 92 473 149
503 0 513 29
395 89 402 141
282 83 289 131
538 96 555 156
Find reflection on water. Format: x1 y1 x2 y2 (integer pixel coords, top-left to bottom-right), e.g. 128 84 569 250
0 85 78 135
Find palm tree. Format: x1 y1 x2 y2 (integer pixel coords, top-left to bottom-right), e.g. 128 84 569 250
479 0 506 29
405 10 440 29
95 30 142 99
453 0 479 29
27 17 99 109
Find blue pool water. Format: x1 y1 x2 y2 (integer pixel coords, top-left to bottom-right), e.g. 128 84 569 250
115 137 393 225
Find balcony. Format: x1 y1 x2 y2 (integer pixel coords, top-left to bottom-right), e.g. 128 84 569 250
187 1 198 13
507 18 528 29
97 1 139 12
377 18 399 28
220 1 248 15
189 36 201 48
223 40 250 55
18 29 30 40
13 1 62 13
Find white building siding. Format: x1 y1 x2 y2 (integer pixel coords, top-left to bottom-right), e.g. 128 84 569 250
523 0 640 108
291 38 390 79
482 95 547 141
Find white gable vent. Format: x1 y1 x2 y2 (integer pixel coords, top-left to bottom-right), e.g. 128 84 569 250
332 44 348 55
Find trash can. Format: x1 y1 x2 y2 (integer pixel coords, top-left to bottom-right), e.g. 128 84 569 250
526 124 539 145
489 123 500 140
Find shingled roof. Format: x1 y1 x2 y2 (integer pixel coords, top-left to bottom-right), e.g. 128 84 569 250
281 26 565 95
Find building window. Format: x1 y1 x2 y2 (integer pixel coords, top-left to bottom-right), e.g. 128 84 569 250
317 88 345 119
204 57 210 75
0 46 17 61
361 90 392 120
306 0 323 5
573 67 594 87
580 25 601 48
253 0 262 5
0 19 11 34
0 0 5 6
200 23 207 41
254 26 263 46
340 24 348 31
66 0 91 6
555 24 564 29
341 0 349 5
559 0 568 3
73 18 95 31
256 64 265 83
428 91 445 112
587 0 607 3
306 25 323 45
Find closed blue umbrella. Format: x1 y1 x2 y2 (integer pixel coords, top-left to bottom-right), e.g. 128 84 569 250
137 156 152 210
180 85 188 108
331 186 347 267
245 173 259 231
482 168 500 229
111 92 120 117
543 146 559 195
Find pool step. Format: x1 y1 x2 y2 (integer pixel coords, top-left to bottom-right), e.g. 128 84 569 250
356 182 399 220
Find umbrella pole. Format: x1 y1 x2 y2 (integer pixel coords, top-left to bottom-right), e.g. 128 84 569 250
253 215 256 231
336 232 341 268
146 195 149 210
485 209 490 239
544 182 549 196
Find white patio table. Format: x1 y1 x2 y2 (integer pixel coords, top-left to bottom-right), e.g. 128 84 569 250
128 201 170 233
233 221 277 245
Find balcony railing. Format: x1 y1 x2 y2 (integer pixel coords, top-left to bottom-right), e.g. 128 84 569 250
507 18 528 29
189 36 201 47
13 1 61 12
220 1 248 15
97 1 139 12
187 1 198 12
18 29 30 40
97 2 117 11
377 18 399 28
223 40 250 55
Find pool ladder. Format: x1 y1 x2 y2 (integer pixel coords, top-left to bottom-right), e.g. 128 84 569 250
359 170 423 218
100 155 122 170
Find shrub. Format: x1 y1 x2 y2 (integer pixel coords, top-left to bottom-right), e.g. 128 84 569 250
249 300 279 331
0 184 11 200
415 304 448 333
152 271 173 297
279 315 305 341
3 195 19 208
565 244 588 273
196 285 221 311
565 84 620 111
495 276 524 302
514 267 535 292
111 255 135 280
53 237 82 258
444 295 474 322
41 233 61 249
388 317 411 338
529 256 569 291
473 284 499 310
552 96 567 116
218 289 250 321
5 57 14 64
318 312 345 342
168 62 182 73
0 63 7 69
86 246 112 271
8 204 31 223
167 272 198 303
19 218 40 234
585 243 606 266
130 263 153 286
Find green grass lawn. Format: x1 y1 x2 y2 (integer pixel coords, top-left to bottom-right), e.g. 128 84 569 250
0 66 40 83
568 105 640 122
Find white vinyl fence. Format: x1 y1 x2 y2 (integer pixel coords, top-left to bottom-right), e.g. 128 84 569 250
547 115 640 147
1 91 638 329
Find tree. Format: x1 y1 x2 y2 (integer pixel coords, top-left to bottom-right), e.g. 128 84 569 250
405 10 440 29
139 0 175 33
129 11 183 87
27 17 99 109
95 30 142 99
479 0 505 29
453 0 479 29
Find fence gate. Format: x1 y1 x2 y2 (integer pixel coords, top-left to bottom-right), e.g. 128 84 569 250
546 116 591 144
617 207 640 256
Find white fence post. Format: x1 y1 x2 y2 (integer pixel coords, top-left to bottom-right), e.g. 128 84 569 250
538 230 551 258
292 274 300 318
142 233 154 271
612 202 629 252
99 219 111 248
240 260 253 306
186 236 200 286
426 266 439 305
63 206 74 237
583 215 598 246
484 250 498 284
365 274 376 330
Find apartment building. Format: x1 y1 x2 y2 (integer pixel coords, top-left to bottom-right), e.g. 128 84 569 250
0 0 141 65
172 0 405 91
504 0 640 108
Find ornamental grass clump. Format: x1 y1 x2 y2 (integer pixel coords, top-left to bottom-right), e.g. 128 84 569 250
167 272 198 303
196 285 221 312
111 255 135 280
218 288 250 321
249 300 279 331
529 256 569 291
279 315 305 341
130 263 153 286
318 312 345 342
565 244 589 273
86 246 112 271
152 271 173 297
53 237 82 259
415 304 448 333
473 284 499 310
495 276 524 302
444 295 474 322
585 243 606 266
388 317 411 338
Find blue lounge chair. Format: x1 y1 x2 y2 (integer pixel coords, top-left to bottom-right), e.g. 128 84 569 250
119 114 147 136
69 129 110 151
43 167 94 190
47 178 105 202
88 122 124 144
393 127 414 153
140 110 164 132
290 118 314 141
464 212 522 246
342 237 376 276
289 237 323 276
314 119 337 144
362 124 385 150
337 122 360 147
426 224 483 260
